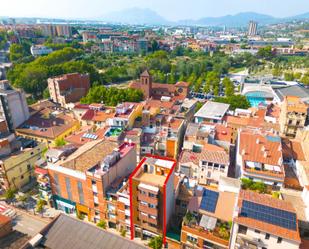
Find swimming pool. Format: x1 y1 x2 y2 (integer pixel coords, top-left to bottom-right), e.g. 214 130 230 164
245 91 267 107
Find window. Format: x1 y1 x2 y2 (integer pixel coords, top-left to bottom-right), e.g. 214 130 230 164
149 204 156 208
265 233 270 240
54 173 61 196
187 235 197 244
277 237 282 243
255 229 260 234
238 225 247 235
149 193 156 198
296 120 300 126
21 175 24 179
65 177 72 200
91 180 96 185
77 181 84 204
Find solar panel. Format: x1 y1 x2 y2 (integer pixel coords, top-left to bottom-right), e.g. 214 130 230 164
240 200 297 231
200 189 219 213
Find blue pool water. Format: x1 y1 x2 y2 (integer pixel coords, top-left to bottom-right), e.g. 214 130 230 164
245 91 267 107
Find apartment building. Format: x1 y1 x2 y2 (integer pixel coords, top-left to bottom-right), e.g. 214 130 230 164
48 73 90 107
236 129 285 189
47 140 136 222
230 190 301 249
194 101 230 124
179 144 230 186
109 102 144 129
0 140 45 191
181 186 237 249
0 80 29 131
154 116 185 159
16 101 80 147
129 155 176 244
279 96 308 138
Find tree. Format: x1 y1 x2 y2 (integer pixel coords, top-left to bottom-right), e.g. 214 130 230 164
214 95 250 110
257 46 273 59
43 88 50 99
148 235 163 249
284 72 294 81
36 199 45 216
55 137 66 147
17 194 29 208
222 77 234 97
241 178 267 193
80 86 143 106
151 40 159 52
4 189 16 203
301 72 309 86
97 220 107 229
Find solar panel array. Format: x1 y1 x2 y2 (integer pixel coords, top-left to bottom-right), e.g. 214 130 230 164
82 133 98 140
200 189 219 213
240 200 297 231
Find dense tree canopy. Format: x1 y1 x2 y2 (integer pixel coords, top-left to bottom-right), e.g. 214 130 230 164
214 95 251 110
7 47 99 98
80 85 143 106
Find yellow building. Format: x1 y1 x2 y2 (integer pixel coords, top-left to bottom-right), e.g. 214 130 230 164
0 142 46 190
15 112 80 148
279 96 308 137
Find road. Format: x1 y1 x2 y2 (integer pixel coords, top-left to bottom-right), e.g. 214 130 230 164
12 210 49 236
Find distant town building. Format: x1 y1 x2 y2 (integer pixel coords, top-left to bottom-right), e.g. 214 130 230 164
48 73 90 107
30 45 53 57
248 21 258 36
40 24 72 37
279 96 308 138
0 80 29 132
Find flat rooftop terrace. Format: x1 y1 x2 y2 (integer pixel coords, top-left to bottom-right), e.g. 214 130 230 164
138 172 166 186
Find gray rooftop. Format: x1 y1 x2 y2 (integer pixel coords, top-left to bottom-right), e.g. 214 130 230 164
274 85 309 103
34 214 146 249
194 101 230 120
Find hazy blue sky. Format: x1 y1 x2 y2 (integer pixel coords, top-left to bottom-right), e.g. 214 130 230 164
1 0 308 20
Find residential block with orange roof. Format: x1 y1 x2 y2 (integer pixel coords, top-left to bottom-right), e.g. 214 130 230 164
236 129 285 189
230 190 301 249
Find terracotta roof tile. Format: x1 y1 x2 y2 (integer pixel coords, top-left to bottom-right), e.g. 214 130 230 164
236 190 301 242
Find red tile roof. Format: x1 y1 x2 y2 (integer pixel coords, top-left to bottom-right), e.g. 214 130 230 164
236 190 301 243
239 129 282 166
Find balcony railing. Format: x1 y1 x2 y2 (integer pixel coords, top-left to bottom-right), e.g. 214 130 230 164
138 204 158 216
182 224 230 247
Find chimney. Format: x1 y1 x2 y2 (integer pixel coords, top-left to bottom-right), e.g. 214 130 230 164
241 149 246 156
256 138 260 144
264 152 268 158
129 139 132 145
261 146 266 152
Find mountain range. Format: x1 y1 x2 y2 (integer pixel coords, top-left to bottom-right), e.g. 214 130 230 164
99 8 309 26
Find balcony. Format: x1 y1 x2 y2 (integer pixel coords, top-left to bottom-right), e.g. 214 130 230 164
139 213 158 226
138 192 158 206
138 203 158 216
92 184 98 193
182 223 230 247
235 234 266 249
